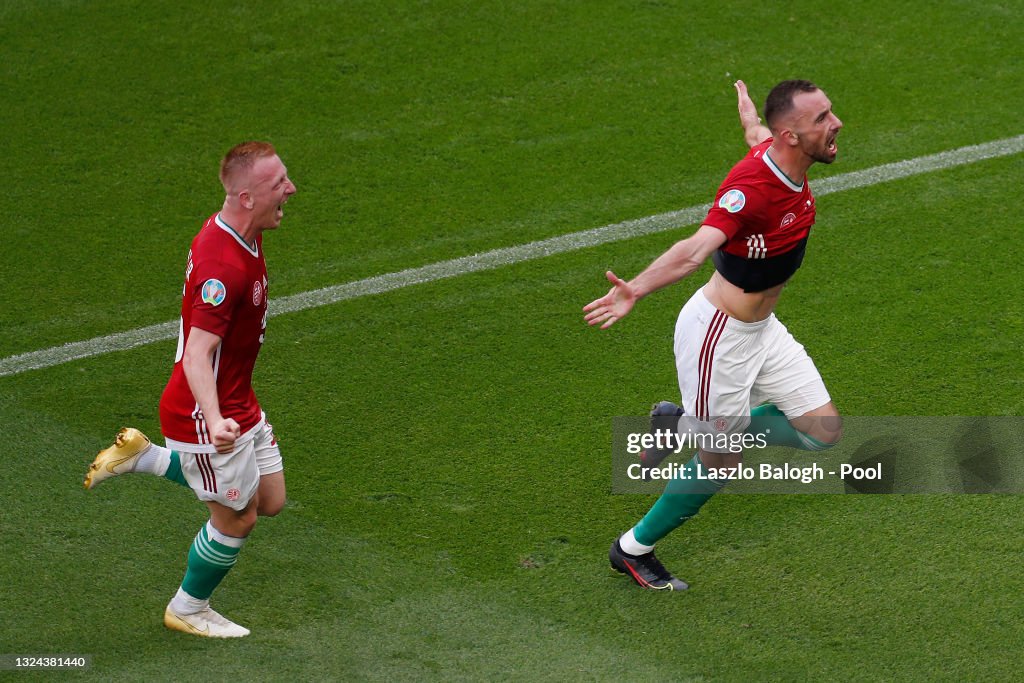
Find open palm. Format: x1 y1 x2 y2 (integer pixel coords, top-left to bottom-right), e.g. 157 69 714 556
583 271 636 329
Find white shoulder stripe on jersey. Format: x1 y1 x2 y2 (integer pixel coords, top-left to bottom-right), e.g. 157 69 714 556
212 342 221 381
193 404 210 445
762 149 805 192
215 213 259 257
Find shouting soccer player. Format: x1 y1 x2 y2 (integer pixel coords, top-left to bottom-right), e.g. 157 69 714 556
85 142 296 635
584 81 844 590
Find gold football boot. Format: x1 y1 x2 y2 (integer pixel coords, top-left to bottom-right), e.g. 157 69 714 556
83 427 152 489
164 605 250 638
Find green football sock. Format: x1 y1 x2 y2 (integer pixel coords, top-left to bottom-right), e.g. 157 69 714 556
747 403 833 451
633 453 727 546
180 521 244 601
632 405 833 547
164 451 190 488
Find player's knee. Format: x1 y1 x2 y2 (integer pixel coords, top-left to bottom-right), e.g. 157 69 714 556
256 474 286 517
229 506 259 536
793 407 843 447
258 495 286 517
236 507 260 532
817 414 843 445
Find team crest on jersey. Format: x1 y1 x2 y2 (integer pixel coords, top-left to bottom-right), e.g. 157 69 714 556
201 279 227 306
780 212 796 228
253 280 263 306
719 189 746 213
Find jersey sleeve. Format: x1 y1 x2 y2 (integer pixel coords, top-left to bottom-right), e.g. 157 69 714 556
188 260 247 338
702 182 767 240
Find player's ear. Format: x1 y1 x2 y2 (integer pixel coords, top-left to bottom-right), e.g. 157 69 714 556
239 189 254 210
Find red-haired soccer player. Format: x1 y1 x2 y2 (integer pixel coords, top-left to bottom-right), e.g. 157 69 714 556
86 141 296 635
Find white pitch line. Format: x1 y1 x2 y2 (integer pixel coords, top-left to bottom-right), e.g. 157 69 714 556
2 133 1023 379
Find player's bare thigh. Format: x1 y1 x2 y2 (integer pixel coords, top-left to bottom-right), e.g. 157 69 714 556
789 400 843 445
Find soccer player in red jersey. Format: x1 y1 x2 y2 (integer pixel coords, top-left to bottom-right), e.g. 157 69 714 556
585 81 845 590
85 141 296 635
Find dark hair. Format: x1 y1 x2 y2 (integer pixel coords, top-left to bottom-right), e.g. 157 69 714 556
763 80 819 131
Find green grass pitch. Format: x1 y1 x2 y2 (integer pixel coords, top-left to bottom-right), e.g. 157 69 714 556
2 1 1023 679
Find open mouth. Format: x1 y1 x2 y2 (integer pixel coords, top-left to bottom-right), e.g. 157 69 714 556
827 134 838 155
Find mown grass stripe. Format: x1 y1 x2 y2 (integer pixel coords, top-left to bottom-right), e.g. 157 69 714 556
1 133 1021 379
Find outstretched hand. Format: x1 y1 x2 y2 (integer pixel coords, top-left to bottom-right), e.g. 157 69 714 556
734 79 771 147
583 270 636 329
734 80 760 128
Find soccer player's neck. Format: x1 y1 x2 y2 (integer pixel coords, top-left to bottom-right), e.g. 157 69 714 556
767 143 812 184
218 206 259 247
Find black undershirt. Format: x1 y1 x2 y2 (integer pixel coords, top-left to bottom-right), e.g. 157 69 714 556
711 236 808 293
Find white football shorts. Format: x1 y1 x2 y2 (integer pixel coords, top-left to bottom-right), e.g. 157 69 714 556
673 287 830 452
174 415 283 511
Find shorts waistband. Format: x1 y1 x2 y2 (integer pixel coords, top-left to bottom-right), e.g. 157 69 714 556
164 415 265 455
694 287 774 334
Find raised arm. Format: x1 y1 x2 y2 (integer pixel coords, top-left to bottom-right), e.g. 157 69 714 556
583 225 726 329
735 80 771 148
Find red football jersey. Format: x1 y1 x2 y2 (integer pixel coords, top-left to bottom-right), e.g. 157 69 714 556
703 139 816 292
159 213 269 453
705 138 816 253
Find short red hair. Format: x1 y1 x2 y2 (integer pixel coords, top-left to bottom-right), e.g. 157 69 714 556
219 141 277 192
